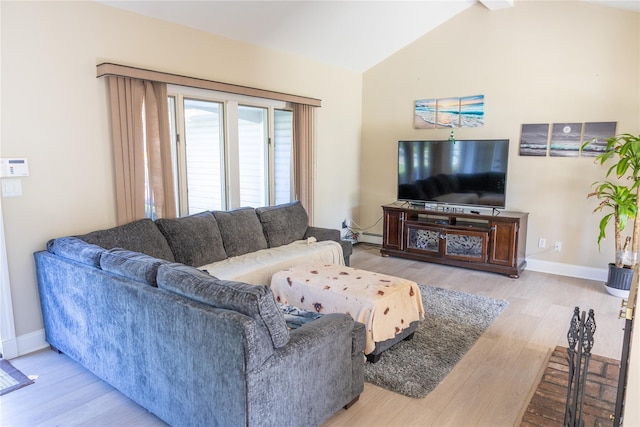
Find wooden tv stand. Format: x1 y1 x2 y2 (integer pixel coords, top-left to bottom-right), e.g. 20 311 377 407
381 203 528 278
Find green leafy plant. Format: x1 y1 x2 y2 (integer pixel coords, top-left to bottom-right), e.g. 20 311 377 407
586 133 640 267
588 181 636 266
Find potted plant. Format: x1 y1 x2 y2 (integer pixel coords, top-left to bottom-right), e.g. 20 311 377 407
586 133 640 296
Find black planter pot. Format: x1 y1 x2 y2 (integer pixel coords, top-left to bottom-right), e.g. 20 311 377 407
605 263 633 297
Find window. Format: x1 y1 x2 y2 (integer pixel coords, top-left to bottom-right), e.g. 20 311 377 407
273 109 293 205
169 86 294 215
99 65 316 224
182 98 225 213
238 105 267 207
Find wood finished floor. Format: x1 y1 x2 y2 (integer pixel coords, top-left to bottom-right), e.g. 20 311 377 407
0 244 625 427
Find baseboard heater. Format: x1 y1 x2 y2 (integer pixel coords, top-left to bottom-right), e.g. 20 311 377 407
358 232 382 245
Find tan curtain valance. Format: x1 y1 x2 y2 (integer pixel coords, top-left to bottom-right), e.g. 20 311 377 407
97 63 321 107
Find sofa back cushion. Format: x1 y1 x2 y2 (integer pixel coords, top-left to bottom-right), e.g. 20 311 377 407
155 212 227 267
255 201 308 248
157 263 289 348
212 208 268 257
100 249 169 287
77 218 175 262
47 236 105 267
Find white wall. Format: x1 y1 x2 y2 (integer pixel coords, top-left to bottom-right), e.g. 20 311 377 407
0 0 362 349
359 4 640 423
359 2 639 275
2 1 640 422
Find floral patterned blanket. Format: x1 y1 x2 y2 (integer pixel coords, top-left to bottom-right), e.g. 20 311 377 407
271 264 424 354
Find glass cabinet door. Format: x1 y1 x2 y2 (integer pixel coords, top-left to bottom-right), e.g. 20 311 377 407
406 225 442 255
444 230 488 262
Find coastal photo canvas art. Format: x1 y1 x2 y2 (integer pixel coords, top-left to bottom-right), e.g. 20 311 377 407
436 97 461 128
414 95 485 129
519 123 549 156
581 121 617 157
414 99 437 129
550 123 582 157
460 95 484 127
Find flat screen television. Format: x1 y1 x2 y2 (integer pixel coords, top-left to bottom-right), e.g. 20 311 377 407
397 139 509 209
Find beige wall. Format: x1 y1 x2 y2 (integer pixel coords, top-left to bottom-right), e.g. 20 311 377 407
360 1 640 270
0 1 362 339
360 5 640 422
2 1 640 422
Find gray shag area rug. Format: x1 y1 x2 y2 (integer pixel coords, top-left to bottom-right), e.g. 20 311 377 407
364 284 508 398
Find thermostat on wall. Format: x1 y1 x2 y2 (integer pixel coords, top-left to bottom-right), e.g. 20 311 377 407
0 158 29 177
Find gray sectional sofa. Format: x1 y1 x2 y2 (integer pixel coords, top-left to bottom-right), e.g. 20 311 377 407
34 202 363 427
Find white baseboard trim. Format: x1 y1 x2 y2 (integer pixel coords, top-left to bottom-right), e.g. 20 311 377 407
525 259 608 282
0 336 18 359
5 329 49 358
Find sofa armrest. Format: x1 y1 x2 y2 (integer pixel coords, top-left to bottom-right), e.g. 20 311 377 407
247 313 364 426
350 321 366 399
305 226 352 265
304 226 340 242
283 312 359 352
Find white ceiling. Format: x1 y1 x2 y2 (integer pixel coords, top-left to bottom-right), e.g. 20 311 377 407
99 0 640 72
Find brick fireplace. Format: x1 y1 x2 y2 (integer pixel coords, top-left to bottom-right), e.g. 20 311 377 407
521 346 620 427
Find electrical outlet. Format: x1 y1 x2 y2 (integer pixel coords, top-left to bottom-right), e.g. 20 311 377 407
538 238 546 248
554 241 562 251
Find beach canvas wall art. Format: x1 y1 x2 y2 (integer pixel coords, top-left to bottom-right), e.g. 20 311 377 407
519 123 549 156
460 95 484 127
581 121 617 157
414 99 437 129
550 123 582 157
414 95 485 129
436 97 461 128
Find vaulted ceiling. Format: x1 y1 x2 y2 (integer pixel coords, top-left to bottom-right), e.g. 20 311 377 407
99 0 640 72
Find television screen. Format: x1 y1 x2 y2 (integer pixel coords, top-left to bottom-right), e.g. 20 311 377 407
397 139 509 208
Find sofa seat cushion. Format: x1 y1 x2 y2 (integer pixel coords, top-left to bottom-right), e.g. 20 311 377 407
77 218 175 262
156 211 227 267
212 208 268 257
198 239 344 286
100 249 169 287
47 236 105 267
255 201 308 248
156 264 289 348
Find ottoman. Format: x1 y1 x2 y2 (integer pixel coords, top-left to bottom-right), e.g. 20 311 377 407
271 264 424 362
